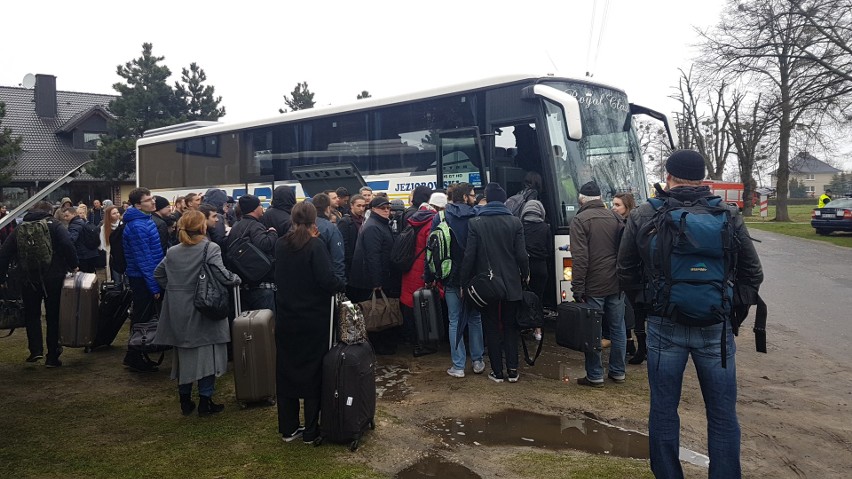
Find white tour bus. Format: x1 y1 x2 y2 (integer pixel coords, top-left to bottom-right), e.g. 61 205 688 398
136 74 673 305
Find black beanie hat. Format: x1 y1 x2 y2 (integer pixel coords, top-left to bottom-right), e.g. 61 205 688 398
411 185 433 208
238 194 261 214
579 181 601 197
153 196 170 211
666 150 705 181
484 182 507 203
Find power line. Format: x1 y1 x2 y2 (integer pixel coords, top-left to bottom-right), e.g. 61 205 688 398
585 0 598 77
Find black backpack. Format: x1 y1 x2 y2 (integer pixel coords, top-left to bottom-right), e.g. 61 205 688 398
80 222 101 250
390 223 428 272
109 224 127 274
225 226 274 283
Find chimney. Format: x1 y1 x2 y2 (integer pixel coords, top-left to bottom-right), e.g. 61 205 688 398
34 74 57 118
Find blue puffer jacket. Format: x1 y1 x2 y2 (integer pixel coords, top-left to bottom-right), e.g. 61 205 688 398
122 207 164 295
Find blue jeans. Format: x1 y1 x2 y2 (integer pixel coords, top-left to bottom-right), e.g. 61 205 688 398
445 286 484 370
583 293 626 381
646 316 740 479
178 374 215 397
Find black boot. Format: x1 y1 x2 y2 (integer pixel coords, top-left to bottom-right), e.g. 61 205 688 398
198 396 224 417
180 394 196 416
629 332 646 365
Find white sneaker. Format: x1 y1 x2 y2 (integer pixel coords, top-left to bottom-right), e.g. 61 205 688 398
472 360 486 374
534 331 542 341
282 427 305 442
447 367 465 378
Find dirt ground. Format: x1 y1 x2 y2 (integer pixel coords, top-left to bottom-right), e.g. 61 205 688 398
355 320 852 479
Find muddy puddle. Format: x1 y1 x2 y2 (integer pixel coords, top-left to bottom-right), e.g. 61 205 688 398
395 454 481 479
524 356 580 382
376 365 411 401
426 408 649 459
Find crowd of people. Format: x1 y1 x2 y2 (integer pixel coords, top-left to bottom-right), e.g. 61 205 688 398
0 149 764 477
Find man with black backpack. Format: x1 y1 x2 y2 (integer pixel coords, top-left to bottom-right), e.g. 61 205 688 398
0 201 78 367
227 195 278 311
617 150 764 479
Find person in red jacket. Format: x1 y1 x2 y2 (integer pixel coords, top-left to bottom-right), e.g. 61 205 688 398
399 195 437 354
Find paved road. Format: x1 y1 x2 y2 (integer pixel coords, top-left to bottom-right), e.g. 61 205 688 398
748 228 852 361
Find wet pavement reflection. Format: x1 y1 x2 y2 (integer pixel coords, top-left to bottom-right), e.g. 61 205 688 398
394 454 482 479
426 408 650 459
376 364 411 401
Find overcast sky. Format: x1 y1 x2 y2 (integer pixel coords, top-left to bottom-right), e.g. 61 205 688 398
4 0 848 170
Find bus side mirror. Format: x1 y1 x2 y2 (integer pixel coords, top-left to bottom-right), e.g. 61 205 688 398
524 85 583 141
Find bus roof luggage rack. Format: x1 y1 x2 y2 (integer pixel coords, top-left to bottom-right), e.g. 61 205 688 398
291 162 367 198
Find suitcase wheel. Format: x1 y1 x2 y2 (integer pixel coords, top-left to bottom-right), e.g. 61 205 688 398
349 439 359 452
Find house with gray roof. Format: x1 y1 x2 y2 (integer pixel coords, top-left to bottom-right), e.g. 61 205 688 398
0 74 133 208
770 152 842 198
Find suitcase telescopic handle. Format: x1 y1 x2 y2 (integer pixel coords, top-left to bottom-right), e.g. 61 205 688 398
234 285 242 317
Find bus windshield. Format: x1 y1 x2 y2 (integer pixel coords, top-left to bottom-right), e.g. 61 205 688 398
542 81 647 227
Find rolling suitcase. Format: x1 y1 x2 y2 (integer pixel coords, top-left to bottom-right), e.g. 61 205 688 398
232 288 276 406
87 280 133 351
555 301 603 353
413 287 440 356
59 272 99 348
318 340 376 451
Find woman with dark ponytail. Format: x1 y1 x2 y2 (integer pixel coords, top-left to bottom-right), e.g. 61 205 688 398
274 202 345 443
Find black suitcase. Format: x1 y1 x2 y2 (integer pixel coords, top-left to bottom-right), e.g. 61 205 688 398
318 341 376 451
87 281 133 351
413 287 441 355
555 302 603 353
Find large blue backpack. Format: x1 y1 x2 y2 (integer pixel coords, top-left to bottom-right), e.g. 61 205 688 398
639 196 738 327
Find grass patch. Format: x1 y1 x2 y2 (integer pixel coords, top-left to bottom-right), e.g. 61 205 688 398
744 204 852 248
0 332 384 479
506 451 653 479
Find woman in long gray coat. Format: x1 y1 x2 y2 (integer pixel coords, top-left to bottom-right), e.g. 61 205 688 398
154 210 240 417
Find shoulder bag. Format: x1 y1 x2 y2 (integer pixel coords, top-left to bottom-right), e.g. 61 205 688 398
465 235 506 309
194 242 231 320
226 225 273 283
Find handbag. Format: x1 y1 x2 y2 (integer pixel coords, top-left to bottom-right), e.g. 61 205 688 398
128 302 169 356
194 242 231 320
465 239 506 309
0 299 26 337
337 293 368 345
225 227 273 283
358 289 403 332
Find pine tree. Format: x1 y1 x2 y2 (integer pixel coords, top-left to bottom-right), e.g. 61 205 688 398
279 82 315 113
90 43 185 181
175 62 226 121
0 101 23 185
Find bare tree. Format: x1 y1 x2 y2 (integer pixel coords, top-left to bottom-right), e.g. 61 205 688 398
724 91 776 215
789 0 852 84
672 67 735 180
634 118 671 183
699 0 852 221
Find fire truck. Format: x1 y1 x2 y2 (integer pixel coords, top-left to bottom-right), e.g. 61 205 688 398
702 180 745 209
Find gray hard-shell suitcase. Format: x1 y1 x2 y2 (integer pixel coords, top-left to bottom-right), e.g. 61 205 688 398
555 301 603 353
59 272 99 347
231 288 276 406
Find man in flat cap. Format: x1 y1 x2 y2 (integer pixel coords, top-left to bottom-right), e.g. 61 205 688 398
617 149 764 478
570 180 626 389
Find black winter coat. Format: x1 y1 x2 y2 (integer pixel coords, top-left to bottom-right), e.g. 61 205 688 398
275 237 344 398
0 211 78 282
459 203 530 302
337 213 363 277
227 215 278 284
151 213 171 255
350 214 395 291
262 186 296 236
68 217 100 260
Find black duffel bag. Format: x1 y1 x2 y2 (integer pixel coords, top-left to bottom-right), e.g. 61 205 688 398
226 229 273 283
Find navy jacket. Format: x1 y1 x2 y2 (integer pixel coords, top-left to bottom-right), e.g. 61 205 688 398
350 214 395 291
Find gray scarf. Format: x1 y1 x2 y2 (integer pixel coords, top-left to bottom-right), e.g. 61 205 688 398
521 200 545 223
